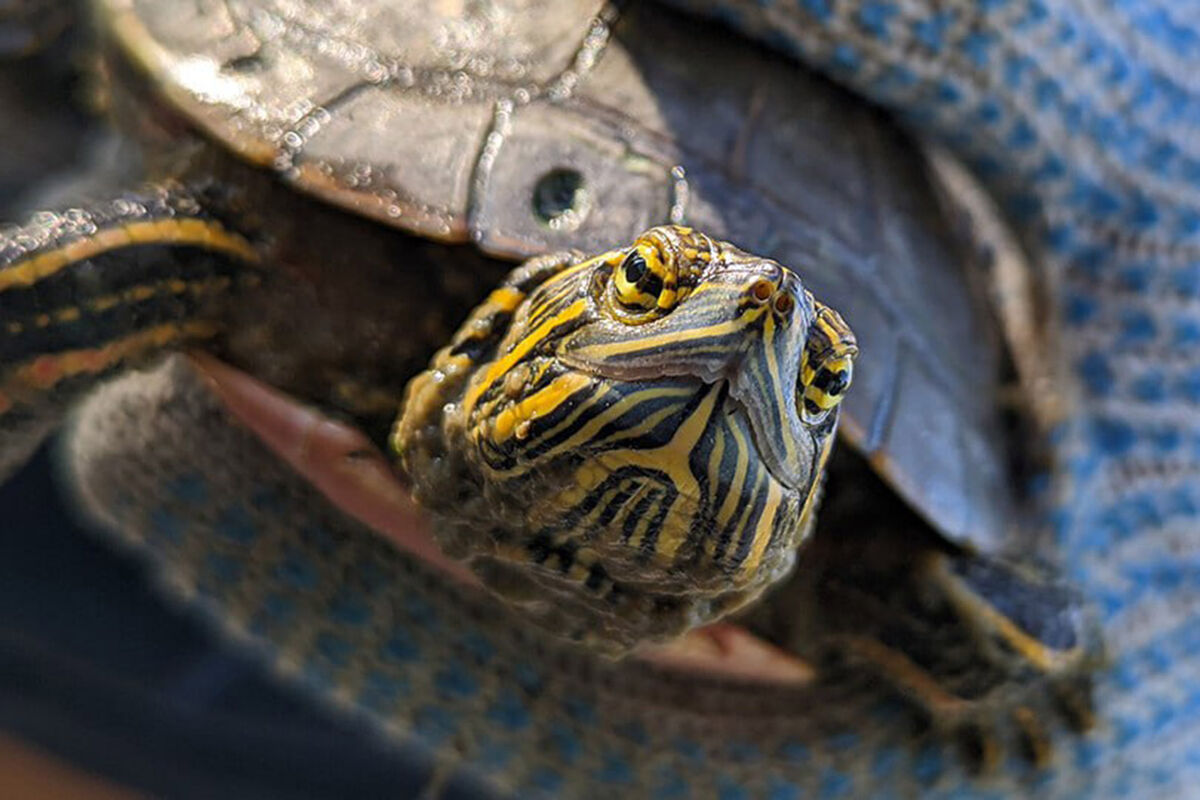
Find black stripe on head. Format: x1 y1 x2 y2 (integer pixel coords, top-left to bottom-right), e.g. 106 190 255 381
620 487 660 545
712 466 768 567
634 488 676 560
728 473 771 569
515 382 679 463
536 466 669 544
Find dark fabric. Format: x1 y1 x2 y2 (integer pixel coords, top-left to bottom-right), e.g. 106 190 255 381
0 446 497 799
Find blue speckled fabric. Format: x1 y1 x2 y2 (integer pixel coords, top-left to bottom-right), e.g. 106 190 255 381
44 1 1200 798
664 0 1200 793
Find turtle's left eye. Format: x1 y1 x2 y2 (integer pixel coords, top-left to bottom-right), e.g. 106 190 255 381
612 247 670 313
799 303 857 425
800 357 853 424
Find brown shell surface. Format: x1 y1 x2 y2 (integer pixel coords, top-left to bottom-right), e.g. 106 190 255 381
96 0 1015 549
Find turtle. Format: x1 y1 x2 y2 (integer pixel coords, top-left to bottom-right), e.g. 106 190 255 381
0 0 1096 787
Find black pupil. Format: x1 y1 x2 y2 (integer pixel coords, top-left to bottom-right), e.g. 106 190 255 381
624 253 647 284
813 367 848 396
619 252 665 306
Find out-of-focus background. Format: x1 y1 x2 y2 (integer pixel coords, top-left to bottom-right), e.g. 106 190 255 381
0 32 490 800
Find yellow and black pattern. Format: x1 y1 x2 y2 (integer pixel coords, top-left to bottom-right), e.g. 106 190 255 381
800 302 857 423
397 226 857 652
0 187 261 424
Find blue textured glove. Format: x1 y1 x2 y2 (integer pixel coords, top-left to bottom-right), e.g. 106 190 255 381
663 0 1200 795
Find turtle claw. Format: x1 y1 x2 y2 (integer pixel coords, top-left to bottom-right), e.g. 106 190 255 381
958 723 1002 775
823 628 1093 773
1052 675 1098 733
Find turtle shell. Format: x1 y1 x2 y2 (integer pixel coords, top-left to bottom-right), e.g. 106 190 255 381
97 0 1013 549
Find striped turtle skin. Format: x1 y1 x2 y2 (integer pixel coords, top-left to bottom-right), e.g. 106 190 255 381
397 225 855 652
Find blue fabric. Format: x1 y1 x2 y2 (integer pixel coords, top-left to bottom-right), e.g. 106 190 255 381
0 447 493 800
665 0 1200 794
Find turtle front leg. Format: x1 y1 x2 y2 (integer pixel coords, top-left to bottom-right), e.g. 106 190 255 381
0 184 262 478
750 458 1099 771
831 551 1097 768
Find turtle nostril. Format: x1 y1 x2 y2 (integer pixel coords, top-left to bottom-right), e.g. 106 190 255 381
750 279 773 303
773 292 794 316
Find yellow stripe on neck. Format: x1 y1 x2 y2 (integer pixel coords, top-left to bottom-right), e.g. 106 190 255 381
0 218 257 293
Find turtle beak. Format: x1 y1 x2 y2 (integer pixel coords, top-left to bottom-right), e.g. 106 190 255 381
728 278 818 494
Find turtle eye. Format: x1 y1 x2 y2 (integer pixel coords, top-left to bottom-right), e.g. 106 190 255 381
800 357 853 424
612 246 669 313
799 303 857 425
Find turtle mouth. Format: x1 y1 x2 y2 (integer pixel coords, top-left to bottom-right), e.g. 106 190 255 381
191 353 814 686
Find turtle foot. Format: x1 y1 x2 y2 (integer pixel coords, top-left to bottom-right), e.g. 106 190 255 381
817 550 1101 773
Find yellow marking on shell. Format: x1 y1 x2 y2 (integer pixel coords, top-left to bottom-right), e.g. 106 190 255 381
1 321 219 396
489 372 592 444
463 298 588 417
5 322 22 334
0 218 257 292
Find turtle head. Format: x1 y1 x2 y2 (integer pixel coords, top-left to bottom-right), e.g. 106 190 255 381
395 226 857 652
